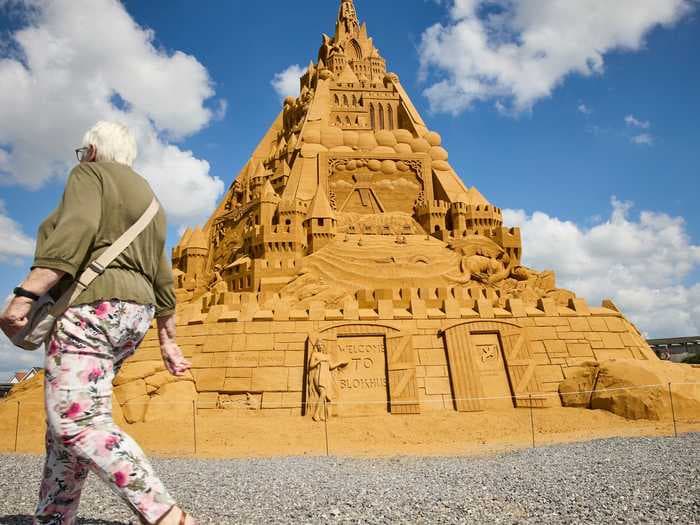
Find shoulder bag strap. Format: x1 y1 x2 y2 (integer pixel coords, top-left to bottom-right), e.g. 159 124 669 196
50 198 160 316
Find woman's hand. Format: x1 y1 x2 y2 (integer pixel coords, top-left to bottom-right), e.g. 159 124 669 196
0 297 33 339
156 314 190 376
160 341 191 377
1 268 65 340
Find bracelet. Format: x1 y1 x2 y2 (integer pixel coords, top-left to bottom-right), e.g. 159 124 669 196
13 287 40 301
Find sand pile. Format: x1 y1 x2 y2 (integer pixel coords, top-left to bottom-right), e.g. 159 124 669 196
560 359 700 420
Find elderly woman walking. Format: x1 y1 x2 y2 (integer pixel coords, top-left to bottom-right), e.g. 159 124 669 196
0 122 196 525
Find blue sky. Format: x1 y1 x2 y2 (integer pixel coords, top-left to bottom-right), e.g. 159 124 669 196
1 0 699 377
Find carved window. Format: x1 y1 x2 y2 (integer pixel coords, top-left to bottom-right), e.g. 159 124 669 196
370 104 376 130
387 105 394 130
352 94 357 106
334 94 340 105
350 39 363 60
346 115 352 125
343 94 348 106
378 104 385 130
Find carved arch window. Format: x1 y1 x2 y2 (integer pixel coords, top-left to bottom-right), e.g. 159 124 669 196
387 104 394 130
334 94 340 105
378 103 385 130
370 104 376 130
343 94 348 106
350 39 363 60
352 94 357 106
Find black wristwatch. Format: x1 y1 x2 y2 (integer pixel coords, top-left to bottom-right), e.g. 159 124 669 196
13 287 40 301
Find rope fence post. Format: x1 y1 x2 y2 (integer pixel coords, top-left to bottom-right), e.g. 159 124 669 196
667 382 678 438
529 394 535 449
14 400 20 453
323 398 330 457
192 399 198 456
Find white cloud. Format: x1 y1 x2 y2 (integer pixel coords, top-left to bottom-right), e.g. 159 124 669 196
419 0 692 114
577 103 592 115
271 64 304 100
504 198 700 337
625 114 651 129
625 115 654 145
0 0 225 225
0 333 43 383
631 133 654 146
0 200 34 263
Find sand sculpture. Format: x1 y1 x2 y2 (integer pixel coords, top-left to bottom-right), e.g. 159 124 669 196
3 1 698 431
124 0 697 423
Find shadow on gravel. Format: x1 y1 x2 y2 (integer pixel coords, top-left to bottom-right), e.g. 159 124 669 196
0 517 127 525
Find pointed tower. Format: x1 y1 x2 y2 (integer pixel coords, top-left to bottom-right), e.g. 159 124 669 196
304 185 337 253
179 226 209 291
195 0 521 294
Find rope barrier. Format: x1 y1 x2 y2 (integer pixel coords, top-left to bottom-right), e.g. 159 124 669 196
0 382 698 407
0 381 698 458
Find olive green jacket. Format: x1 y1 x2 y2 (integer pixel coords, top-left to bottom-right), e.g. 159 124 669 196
33 162 176 318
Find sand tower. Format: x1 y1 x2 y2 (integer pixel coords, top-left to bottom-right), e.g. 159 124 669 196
121 0 659 423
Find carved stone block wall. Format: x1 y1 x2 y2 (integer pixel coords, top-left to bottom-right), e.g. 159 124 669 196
123 294 657 420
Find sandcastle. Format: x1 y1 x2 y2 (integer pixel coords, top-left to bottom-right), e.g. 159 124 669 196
11 1 696 432
100 0 677 425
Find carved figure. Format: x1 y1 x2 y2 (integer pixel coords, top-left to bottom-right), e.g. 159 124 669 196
208 265 228 300
459 251 511 284
308 338 349 421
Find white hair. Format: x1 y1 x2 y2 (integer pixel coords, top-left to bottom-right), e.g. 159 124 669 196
81 121 138 167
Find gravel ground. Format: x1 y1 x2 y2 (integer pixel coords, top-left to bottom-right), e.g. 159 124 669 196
0 434 697 524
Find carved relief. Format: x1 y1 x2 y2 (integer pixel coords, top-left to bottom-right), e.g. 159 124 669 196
307 334 350 421
442 321 547 411
333 335 388 416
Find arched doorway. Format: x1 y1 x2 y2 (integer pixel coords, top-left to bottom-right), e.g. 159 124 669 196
441 320 545 411
304 323 420 417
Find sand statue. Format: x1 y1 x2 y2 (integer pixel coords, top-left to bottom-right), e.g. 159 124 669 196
3 1 697 435
307 336 349 421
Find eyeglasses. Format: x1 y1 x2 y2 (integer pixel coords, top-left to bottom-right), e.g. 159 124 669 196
75 147 90 162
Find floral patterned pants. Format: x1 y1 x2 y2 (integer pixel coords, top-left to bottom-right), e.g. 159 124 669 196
35 300 176 525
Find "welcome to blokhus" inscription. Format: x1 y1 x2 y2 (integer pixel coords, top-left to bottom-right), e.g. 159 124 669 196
334 336 388 414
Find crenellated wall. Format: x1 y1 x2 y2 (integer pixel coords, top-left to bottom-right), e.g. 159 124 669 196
116 290 657 422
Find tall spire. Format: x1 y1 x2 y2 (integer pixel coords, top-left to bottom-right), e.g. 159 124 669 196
336 0 360 40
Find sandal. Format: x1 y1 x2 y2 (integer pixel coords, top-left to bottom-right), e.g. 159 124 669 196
147 506 193 525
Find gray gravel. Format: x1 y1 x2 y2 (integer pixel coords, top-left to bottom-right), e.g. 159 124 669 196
0 434 698 524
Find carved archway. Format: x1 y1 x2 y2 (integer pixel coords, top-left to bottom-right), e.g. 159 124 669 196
349 39 363 60
304 323 420 417
441 320 545 411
